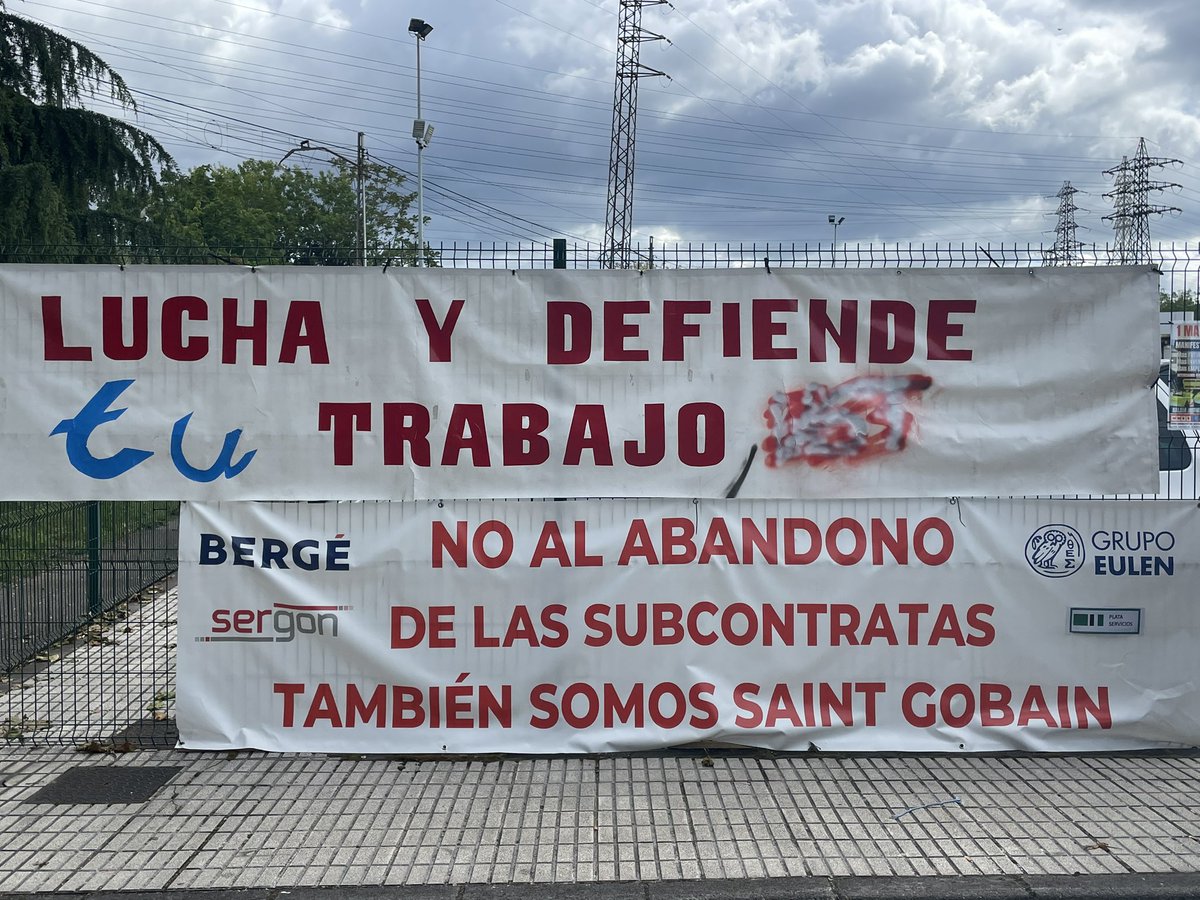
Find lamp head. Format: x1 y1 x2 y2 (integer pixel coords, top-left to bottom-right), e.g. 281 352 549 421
408 18 433 39
828 214 835 224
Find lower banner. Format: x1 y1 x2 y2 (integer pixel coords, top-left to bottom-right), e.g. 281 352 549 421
176 498 1200 753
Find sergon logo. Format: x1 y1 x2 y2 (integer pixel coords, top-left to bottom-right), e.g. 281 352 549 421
198 602 351 643
198 533 351 570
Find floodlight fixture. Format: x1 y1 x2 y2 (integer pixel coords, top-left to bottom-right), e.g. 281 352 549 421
412 119 435 148
829 214 846 257
408 18 433 39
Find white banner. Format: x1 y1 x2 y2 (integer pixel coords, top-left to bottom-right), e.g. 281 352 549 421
176 499 1200 753
0 265 1160 499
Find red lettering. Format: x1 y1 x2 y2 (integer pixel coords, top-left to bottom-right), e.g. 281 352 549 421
603 300 649 361
966 604 995 646
564 405 613 466
677 402 724 467
625 404 665 467
472 520 513 569
304 683 343 728
662 300 710 360
279 300 330 364
101 295 147 360
618 520 659 565
733 683 763 728
274 683 305 727
868 300 915 363
42 295 91 360
162 296 208 361
318 402 371 466
979 683 1014 727
383 402 431 466
901 682 936 727
721 302 741 357
829 605 860 645
826 518 866 566
530 521 571 567
414 297 465 362
442 404 490 466
221 297 268 365
927 299 975 361
809 298 858 362
913 518 954 565
502 403 550 466
751 298 797 359
546 301 591 364
432 521 467 568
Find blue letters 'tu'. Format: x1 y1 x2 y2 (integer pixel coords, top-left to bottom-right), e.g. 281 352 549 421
170 413 257 482
50 380 154 479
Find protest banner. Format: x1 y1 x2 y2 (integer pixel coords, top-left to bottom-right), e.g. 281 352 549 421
176 498 1199 752
0 265 1160 499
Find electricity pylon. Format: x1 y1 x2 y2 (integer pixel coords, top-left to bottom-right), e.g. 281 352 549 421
1044 181 1085 266
601 0 667 269
1102 137 1182 264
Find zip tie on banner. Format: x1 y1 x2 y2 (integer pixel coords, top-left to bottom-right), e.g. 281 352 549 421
893 796 962 820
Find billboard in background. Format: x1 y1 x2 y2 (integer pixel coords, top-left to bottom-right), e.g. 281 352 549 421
1170 321 1200 426
176 498 1200 753
0 265 1160 500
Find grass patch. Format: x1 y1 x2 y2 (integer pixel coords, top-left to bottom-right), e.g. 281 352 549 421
0 501 179 581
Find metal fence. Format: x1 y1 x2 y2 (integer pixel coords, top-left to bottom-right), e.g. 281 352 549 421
5 238 1200 276
1 241 1197 748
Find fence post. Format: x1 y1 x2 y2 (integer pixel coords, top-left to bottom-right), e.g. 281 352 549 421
86 501 102 618
552 238 567 270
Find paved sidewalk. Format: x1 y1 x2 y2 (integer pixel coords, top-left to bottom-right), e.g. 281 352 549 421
0 746 1198 895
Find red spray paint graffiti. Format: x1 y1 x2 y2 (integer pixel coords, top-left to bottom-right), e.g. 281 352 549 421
762 374 933 467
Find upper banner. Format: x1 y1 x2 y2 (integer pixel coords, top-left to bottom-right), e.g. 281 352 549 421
0 265 1159 500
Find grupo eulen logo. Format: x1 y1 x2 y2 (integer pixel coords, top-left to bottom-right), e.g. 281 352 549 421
1025 524 1085 577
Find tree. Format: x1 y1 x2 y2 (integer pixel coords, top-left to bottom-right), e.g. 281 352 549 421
1160 289 1198 315
129 157 429 266
0 0 173 255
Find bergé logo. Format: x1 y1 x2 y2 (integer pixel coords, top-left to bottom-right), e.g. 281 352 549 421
199 602 352 643
198 533 351 570
1024 524 1085 578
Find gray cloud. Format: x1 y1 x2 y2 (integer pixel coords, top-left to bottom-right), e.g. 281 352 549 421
23 0 1200 247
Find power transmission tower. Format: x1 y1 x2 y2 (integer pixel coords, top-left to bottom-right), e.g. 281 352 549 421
1102 137 1182 264
1044 181 1085 266
601 0 667 269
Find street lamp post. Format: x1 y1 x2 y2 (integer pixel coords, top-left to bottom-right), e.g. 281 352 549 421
409 18 434 265
828 214 845 266
828 214 845 244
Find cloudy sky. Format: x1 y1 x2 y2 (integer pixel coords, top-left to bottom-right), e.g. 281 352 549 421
18 0 1200 252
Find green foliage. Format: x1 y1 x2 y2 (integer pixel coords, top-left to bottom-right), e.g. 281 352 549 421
1160 289 1198 314
129 157 431 266
0 501 177 581
0 0 172 255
